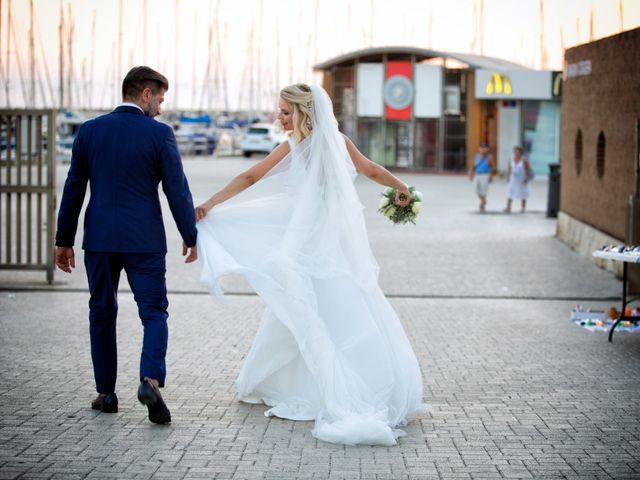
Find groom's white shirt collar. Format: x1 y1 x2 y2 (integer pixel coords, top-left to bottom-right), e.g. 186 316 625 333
120 102 143 113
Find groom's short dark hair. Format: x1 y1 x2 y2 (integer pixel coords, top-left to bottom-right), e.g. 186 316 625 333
122 66 169 100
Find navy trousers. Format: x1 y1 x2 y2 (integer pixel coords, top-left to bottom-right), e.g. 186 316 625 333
84 251 169 394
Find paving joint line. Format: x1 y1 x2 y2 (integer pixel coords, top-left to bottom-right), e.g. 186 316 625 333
0 285 628 302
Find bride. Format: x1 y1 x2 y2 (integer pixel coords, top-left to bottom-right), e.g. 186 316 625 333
196 84 427 446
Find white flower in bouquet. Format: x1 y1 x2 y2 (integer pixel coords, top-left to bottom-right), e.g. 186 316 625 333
377 185 423 225
383 205 396 218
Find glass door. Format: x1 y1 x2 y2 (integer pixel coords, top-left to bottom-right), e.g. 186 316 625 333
383 122 411 168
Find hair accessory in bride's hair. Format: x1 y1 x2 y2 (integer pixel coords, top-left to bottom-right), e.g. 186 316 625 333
306 99 313 128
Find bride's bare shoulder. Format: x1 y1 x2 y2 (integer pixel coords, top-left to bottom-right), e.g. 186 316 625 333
270 140 290 159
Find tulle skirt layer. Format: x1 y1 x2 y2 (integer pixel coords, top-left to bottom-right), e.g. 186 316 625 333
197 192 428 446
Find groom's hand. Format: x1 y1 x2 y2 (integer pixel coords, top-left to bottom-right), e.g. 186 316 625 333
55 247 75 273
183 242 198 263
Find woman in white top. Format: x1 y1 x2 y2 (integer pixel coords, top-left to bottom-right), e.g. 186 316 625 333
504 146 533 213
194 84 428 446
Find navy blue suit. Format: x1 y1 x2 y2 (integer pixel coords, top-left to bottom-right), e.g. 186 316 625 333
56 105 197 394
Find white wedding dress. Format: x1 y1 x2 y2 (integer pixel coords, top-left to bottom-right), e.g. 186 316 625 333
197 86 427 446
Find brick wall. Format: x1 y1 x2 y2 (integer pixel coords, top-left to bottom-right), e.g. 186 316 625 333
561 27 640 240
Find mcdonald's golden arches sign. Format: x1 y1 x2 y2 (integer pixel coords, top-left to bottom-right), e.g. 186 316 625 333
475 69 557 100
485 73 512 95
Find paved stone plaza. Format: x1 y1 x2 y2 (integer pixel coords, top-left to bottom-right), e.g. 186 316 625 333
1 157 639 479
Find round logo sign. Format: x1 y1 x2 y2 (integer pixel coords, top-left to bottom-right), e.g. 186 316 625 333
384 75 414 110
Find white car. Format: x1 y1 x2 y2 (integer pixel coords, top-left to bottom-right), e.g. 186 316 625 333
240 123 288 157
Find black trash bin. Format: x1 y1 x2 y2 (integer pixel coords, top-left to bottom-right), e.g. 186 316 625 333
547 163 561 218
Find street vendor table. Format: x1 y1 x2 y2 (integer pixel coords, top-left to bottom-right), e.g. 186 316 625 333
592 249 640 342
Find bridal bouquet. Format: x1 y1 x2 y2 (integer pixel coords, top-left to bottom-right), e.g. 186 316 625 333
378 186 423 225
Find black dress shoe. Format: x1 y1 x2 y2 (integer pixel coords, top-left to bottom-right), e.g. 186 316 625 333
137 378 171 424
91 393 118 413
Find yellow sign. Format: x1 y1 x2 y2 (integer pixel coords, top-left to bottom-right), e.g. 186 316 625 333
485 73 512 95
552 72 562 97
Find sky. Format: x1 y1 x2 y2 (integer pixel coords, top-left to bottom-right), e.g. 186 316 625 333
1 0 639 111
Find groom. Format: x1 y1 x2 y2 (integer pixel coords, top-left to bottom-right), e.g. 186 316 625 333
55 66 198 424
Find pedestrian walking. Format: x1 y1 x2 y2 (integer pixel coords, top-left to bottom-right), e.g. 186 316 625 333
469 142 496 212
504 146 533 213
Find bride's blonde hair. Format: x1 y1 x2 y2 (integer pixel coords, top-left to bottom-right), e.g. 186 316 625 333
279 83 313 143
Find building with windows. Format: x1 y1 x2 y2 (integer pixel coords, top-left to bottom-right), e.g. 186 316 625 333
557 27 640 290
313 47 561 175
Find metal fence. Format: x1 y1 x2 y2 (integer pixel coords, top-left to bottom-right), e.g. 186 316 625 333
0 110 57 284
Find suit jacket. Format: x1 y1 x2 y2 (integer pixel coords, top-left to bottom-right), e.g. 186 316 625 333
56 105 197 253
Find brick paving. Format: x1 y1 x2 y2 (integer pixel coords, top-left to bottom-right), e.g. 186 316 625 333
1 157 639 479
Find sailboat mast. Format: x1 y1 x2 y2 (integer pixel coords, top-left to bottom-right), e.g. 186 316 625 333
117 0 122 87
274 29 280 100
174 0 180 109
212 0 221 111
0 0 3 103
0 0 2 89
221 21 229 112
287 47 293 86
313 0 319 77
539 0 547 69
143 0 148 63
346 0 351 53
67 2 74 109
191 11 197 110
199 19 212 111
81 58 86 108
619 0 624 31
479 0 484 55
89 9 96 109
58 0 63 109
589 1 594 41
111 40 116 105
237 24 252 112
29 0 35 105
6 0 11 107
559 25 565 64
369 0 374 46
248 18 254 113
256 0 263 110
470 0 477 53
35 11 55 107
10 9 28 106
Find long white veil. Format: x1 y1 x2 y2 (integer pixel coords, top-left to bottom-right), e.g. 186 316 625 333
197 85 426 446
199 85 379 299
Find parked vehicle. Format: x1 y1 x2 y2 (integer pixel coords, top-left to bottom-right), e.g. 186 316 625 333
240 123 287 157
215 125 244 157
174 114 218 156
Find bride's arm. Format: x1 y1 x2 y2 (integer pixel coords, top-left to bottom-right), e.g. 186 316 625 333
195 141 290 220
343 135 411 206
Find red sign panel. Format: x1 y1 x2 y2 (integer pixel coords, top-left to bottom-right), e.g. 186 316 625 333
385 61 413 121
